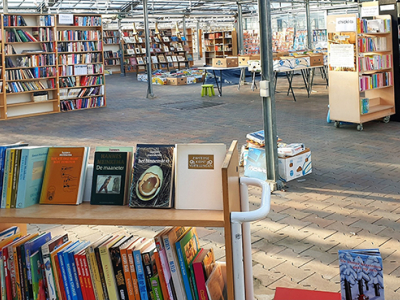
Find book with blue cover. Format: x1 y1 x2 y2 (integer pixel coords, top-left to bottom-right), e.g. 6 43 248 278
338 249 384 300
67 241 90 300
246 130 265 146
133 240 153 300
16 147 49 209
57 241 80 300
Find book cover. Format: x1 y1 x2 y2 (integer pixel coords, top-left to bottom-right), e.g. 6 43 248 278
162 227 188 300
205 263 227 300
90 151 131 205
175 144 226 210
154 229 174 300
39 147 89 205
246 130 265 146
129 144 175 208
175 228 200 300
16 147 49 209
192 249 215 300
41 234 69 300
274 287 341 300
150 274 163 300
30 250 47 300
51 241 73 300
338 249 384 300
154 251 169 300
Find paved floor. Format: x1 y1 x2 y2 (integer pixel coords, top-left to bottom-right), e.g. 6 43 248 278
2 72 400 299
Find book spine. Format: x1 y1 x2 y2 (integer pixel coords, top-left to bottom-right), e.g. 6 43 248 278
9 244 18 300
54 253 68 300
94 248 109 300
4 247 13 300
43 247 58 300
127 250 140 300
74 253 88 300
192 263 208 300
150 275 163 300
99 247 119 300
58 252 73 300
189 263 198 300
67 251 83 300
0 250 6 300
15 149 28 209
16 246 26 300
120 249 136 300
110 247 128 300
159 249 174 300
86 248 104 300
133 250 149 300
10 149 21 208
175 242 193 300
80 254 96 300
6 150 15 209
162 236 186 300
1 151 11 209
141 251 154 299
154 252 169 300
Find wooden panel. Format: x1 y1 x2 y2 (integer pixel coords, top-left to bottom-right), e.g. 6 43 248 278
222 140 241 300
231 29 238 56
0 204 224 227
199 29 203 58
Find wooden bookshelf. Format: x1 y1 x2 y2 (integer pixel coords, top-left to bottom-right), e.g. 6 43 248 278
328 14 395 131
103 29 121 74
0 15 5 120
0 140 240 300
204 29 238 66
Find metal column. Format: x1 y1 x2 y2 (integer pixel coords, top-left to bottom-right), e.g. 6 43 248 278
183 16 187 40
143 0 154 98
306 0 313 49
4 0 8 13
197 21 201 60
237 3 244 55
258 0 283 191
118 18 125 76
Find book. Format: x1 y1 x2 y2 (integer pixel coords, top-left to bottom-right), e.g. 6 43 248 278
133 240 154 300
30 250 46 300
153 251 169 300
40 147 89 205
15 147 49 209
127 237 147 300
192 249 215 300
162 227 188 300
51 241 73 300
90 150 132 205
120 238 141 300
205 263 227 300
246 130 265 146
175 144 226 210
338 249 384 300
154 229 174 300
141 243 158 299
274 287 341 300
175 228 200 300
57 241 81 300
10 148 22 208
2 149 16 208
67 241 90 300
129 144 175 208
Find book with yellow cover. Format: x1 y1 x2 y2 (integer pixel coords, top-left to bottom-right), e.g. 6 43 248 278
40 147 89 205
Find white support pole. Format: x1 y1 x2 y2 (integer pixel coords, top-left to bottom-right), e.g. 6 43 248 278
143 0 154 98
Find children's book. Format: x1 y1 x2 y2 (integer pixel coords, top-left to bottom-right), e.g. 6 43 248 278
274 287 341 300
338 249 384 300
205 262 227 300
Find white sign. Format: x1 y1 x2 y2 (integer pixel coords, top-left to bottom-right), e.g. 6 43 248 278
380 4 395 11
362 6 379 17
329 44 355 69
59 14 74 25
336 17 357 32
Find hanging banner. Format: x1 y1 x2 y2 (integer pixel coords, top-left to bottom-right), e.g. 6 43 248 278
361 2 379 17
329 44 355 68
336 17 357 32
59 14 74 25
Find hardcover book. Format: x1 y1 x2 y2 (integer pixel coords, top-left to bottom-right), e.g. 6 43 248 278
205 262 227 300
191 248 215 300
126 237 148 300
90 150 132 205
50 241 72 300
129 144 175 208
40 147 89 205
274 287 341 300
338 249 384 300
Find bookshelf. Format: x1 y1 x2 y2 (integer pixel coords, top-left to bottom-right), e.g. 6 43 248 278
0 13 106 119
244 30 260 55
103 29 121 74
0 140 241 300
203 29 238 66
328 14 395 131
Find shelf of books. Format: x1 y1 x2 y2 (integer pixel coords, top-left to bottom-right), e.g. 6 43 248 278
56 14 106 113
0 15 4 120
244 30 260 55
121 23 194 74
204 29 238 66
103 29 121 74
328 14 395 130
0 141 241 300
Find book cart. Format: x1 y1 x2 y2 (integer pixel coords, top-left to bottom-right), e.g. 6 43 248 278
204 29 238 66
0 141 271 300
0 13 107 120
328 14 395 131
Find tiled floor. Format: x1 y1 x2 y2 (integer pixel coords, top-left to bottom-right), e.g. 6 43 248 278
2 71 400 299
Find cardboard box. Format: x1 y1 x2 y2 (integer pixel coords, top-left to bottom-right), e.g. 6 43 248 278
186 76 196 84
244 147 312 182
238 55 252 66
250 54 260 60
212 57 238 68
167 77 187 85
278 148 312 182
308 54 324 66
152 77 168 85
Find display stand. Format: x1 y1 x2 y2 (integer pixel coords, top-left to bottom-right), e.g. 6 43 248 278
103 29 121 74
328 14 395 131
204 29 238 66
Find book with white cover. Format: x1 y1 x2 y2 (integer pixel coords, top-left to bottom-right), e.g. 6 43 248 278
175 144 226 210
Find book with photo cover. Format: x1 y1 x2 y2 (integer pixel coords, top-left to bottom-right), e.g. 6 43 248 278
166 56 172 63
137 57 144 65
90 150 132 205
129 144 175 208
338 249 384 300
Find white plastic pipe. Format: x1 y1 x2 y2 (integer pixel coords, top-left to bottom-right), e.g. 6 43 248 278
231 177 271 300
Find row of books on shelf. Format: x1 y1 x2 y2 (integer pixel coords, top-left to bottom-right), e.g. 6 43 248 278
104 59 121 66
61 96 105 111
205 32 232 39
103 37 120 44
357 37 387 53
103 31 119 38
5 78 56 93
3 15 55 27
73 15 102 27
59 64 103 76
32 27 54 42
359 71 393 91
104 51 120 59
0 225 225 300
4 29 41 43
358 18 391 34
58 41 103 52
58 53 102 65
5 54 56 68
58 31 101 42
59 85 104 100
358 54 392 72
126 55 187 66
5 67 57 81
1 143 224 211
59 75 104 88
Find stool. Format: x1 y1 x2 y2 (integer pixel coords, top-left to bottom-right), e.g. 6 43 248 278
201 84 215 97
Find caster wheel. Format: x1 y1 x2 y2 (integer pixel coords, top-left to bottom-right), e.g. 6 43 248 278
383 116 390 123
334 121 340 128
357 124 364 131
